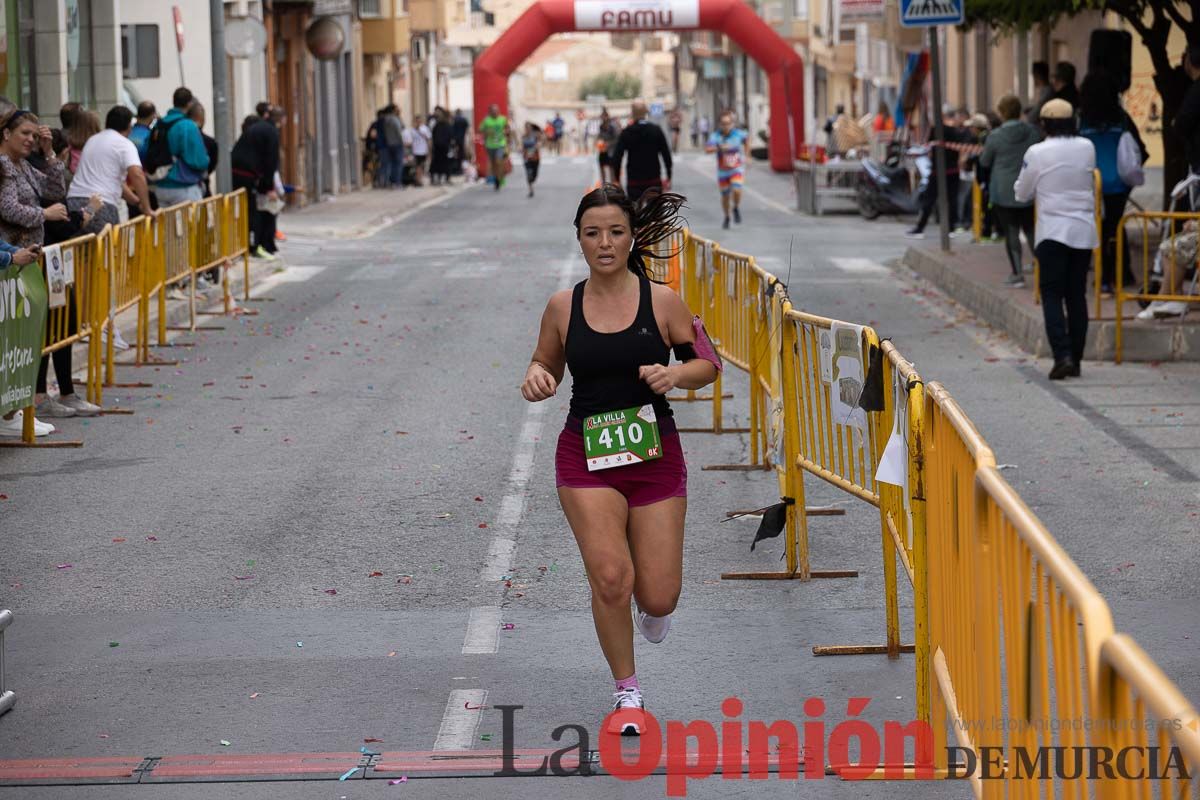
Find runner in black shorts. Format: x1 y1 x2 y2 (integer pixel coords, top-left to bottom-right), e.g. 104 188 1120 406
520 184 721 735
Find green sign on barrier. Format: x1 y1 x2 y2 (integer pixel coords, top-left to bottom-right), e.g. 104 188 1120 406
0 263 47 416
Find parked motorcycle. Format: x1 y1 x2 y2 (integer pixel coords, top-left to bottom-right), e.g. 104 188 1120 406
856 144 929 219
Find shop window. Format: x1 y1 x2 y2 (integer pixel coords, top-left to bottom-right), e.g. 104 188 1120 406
359 0 382 17
121 24 160 79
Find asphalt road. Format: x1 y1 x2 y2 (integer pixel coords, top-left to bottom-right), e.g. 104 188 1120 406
0 152 1196 798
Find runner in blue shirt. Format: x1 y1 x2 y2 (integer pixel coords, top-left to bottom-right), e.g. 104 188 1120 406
705 111 747 229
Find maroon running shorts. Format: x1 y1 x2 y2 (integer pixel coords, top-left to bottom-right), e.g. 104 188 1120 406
555 415 687 507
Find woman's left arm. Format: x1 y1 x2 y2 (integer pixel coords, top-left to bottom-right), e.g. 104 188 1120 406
639 287 718 394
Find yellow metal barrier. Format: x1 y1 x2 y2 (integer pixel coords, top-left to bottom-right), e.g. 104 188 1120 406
223 189 252 303
1092 168 1105 318
104 216 152 388
155 201 193 347
1114 211 1200 363
1096 634 1200 797
0 231 108 447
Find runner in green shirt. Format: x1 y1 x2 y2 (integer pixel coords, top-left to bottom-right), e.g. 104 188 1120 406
480 105 510 190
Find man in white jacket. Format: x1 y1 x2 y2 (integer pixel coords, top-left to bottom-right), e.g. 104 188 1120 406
1014 98 1100 380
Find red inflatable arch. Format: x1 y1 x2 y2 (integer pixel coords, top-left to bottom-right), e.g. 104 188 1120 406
473 0 804 175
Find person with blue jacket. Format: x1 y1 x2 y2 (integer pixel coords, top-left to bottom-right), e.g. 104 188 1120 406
1078 71 1146 294
154 87 210 206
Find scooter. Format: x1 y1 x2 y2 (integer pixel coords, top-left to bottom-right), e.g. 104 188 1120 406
856 144 930 219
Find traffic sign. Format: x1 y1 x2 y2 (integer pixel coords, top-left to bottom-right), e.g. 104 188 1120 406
899 0 963 27
650 102 664 116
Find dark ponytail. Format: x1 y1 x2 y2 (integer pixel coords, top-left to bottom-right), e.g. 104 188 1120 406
574 183 686 282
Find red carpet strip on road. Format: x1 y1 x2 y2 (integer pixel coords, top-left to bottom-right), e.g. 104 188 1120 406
0 748 798 785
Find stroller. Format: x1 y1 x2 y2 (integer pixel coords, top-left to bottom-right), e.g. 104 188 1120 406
1135 173 1200 320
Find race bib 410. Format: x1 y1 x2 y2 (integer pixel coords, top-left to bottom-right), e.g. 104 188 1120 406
582 404 663 471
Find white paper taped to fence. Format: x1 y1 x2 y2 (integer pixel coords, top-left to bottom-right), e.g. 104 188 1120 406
829 320 867 433
574 0 699 31
43 245 67 309
875 372 908 487
62 247 75 285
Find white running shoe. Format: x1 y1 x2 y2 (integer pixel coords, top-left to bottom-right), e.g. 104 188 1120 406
1136 301 1188 321
100 326 132 351
34 395 76 418
633 599 672 644
58 394 101 417
609 687 646 736
0 410 54 437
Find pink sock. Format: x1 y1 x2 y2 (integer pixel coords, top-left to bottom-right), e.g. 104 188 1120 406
615 672 639 692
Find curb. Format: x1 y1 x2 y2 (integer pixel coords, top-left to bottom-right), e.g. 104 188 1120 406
902 245 1200 362
280 183 470 240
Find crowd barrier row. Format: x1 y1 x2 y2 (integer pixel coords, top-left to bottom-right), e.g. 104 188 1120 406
652 226 1200 793
1 190 251 447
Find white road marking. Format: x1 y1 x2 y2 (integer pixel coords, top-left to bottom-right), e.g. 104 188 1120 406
480 537 516 582
434 689 488 750
829 257 890 275
248 265 325 295
462 607 503 654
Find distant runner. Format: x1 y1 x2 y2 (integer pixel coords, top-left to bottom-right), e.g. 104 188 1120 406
480 104 510 191
610 101 672 203
521 122 544 198
705 111 747 229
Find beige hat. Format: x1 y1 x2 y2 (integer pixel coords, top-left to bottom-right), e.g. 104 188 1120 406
1039 98 1074 119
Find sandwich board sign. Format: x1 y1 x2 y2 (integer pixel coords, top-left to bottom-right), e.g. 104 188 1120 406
899 0 963 26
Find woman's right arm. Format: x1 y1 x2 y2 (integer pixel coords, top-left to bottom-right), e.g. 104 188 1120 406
521 290 569 402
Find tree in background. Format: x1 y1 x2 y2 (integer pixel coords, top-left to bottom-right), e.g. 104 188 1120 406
964 0 1196 208
578 73 642 102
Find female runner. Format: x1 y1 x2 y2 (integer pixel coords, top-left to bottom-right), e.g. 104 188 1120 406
520 184 720 734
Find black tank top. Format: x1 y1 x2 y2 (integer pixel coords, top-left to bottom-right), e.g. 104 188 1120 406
565 276 673 421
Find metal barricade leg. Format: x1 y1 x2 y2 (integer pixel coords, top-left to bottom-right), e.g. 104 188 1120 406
0 609 13 717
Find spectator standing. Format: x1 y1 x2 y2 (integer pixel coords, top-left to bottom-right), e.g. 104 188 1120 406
405 114 431 185
64 109 100 173
364 108 384 187
1079 71 1146 294
150 87 210 206
380 105 405 189
1015 98 1099 380
67 105 151 233
129 101 156 162
452 108 470 174
905 105 968 238
231 107 282 259
0 108 101 423
610 100 672 202
1171 47 1200 206
596 109 620 183
980 94 1041 287
1051 62 1081 111
872 101 895 136
430 108 454 185
697 114 710 147
187 101 218 199
1026 61 1054 123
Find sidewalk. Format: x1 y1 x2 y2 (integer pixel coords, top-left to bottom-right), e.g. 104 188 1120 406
279 182 471 240
902 241 1200 362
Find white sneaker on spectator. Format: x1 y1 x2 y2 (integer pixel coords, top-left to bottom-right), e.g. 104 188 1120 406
58 394 101 416
0 410 54 437
1136 301 1188 320
35 395 77 418
166 287 187 300
195 275 213 290
100 327 131 351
